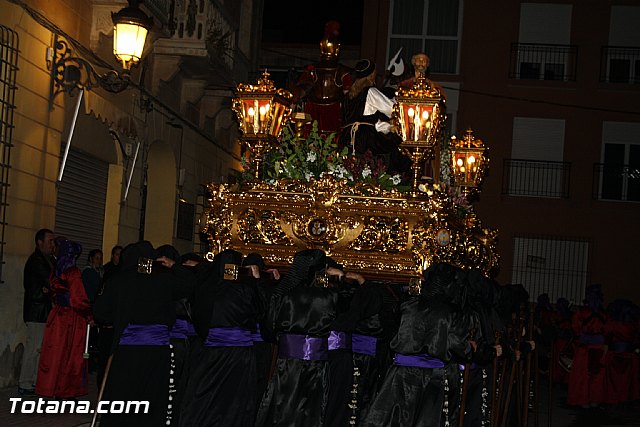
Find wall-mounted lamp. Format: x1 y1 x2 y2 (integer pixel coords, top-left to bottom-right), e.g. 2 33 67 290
48 1 153 110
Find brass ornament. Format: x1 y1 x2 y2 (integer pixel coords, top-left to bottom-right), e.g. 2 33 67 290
200 176 499 280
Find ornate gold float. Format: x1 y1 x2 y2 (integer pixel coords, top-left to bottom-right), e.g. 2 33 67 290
201 59 499 281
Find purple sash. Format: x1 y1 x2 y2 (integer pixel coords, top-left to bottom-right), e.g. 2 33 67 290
610 342 633 352
205 327 253 347
394 353 445 369
119 324 170 346
278 334 328 361
186 321 197 337
352 334 377 356
170 319 190 340
579 334 605 345
328 331 351 350
251 324 263 343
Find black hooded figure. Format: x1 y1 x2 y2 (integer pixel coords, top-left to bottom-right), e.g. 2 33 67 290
99 241 196 427
155 245 196 427
241 252 278 406
179 249 263 427
255 249 348 427
361 263 474 427
462 269 503 427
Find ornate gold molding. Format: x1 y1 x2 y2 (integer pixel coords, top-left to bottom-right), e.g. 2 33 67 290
201 176 499 281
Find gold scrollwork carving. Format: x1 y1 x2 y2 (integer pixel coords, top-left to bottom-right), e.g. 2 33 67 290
201 176 499 279
349 216 408 253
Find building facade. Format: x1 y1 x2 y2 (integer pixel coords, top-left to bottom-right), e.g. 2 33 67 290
261 0 640 305
364 0 640 304
0 0 260 387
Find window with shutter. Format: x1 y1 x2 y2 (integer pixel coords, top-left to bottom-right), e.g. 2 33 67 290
504 117 569 198
388 0 461 75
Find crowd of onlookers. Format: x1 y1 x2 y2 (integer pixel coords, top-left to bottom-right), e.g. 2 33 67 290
17 228 640 427
535 289 640 409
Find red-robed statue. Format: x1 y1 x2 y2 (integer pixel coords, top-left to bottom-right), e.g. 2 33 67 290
292 21 352 135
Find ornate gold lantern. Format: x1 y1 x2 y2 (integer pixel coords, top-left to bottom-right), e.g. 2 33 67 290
232 70 294 178
392 54 446 196
450 129 489 196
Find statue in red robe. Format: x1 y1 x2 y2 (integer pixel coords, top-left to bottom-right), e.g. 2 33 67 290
292 21 352 135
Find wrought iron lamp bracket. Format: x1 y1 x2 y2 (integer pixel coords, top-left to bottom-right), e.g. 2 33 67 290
48 34 130 111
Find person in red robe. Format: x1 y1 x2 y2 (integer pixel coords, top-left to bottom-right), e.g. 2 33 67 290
603 299 640 404
35 239 92 398
567 284 607 407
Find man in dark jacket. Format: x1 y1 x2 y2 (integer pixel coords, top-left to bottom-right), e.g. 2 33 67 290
19 228 55 394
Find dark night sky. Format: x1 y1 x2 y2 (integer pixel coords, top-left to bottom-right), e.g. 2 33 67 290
261 0 364 45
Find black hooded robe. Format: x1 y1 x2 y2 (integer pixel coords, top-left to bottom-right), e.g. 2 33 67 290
361 264 474 427
99 242 195 427
255 249 343 427
178 249 263 427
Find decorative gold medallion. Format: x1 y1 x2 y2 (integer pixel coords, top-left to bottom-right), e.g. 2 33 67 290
436 229 451 246
308 218 328 237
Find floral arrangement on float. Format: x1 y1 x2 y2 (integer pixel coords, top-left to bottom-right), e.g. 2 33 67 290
238 121 405 191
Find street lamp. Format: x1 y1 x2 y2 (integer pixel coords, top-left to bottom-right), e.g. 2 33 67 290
112 2 154 72
232 70 294 179
48 0 153 108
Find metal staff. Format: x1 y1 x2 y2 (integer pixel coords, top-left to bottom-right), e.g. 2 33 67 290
490 331 502 427
459 327 477 427
83 323 91 359
548 341 555 427
521 304 535 427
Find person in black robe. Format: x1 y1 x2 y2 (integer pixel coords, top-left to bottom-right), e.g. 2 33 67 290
155 245 197 427
99 241 196 427
242 252 281 406
92 260 118 391
361 263 474 427
461 269 504 427
178 249 263 427
335 275 401 425
256 249 349 427
492 283 534 427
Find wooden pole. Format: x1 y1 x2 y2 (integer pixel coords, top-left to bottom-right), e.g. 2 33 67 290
90 354 113 427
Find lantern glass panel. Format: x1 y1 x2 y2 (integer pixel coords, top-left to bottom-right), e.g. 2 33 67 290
113 23 147 67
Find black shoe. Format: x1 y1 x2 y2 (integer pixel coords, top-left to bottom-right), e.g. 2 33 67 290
18 387 36 396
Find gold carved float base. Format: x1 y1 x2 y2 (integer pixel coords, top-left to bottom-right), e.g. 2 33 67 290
201 176 499 281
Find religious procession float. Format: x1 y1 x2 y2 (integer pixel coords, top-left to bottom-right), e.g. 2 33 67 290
199 55 499 284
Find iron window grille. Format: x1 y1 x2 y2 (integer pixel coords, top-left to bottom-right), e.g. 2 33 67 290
0 26 18 284
509 43 578 81
599 46 640 84
502 159 571 198
592 163 640 202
